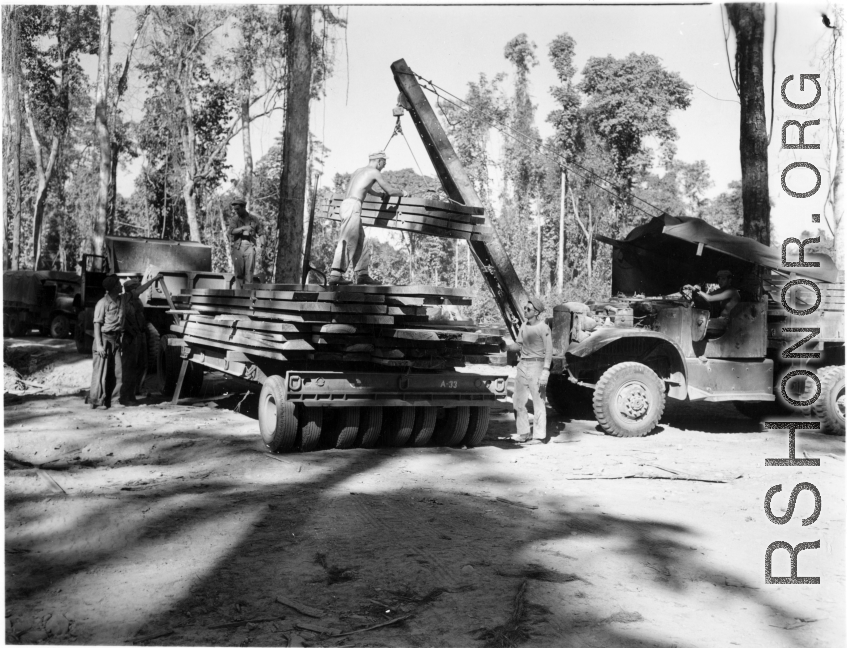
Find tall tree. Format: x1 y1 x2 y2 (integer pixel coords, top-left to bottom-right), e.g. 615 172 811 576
726 4 771 245
18 5 99 268
2 5 23 269
547 33 582 293
275 5 312 282
93 5 111 256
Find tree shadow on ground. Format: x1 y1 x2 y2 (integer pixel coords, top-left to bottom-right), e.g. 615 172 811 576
5 398 823 648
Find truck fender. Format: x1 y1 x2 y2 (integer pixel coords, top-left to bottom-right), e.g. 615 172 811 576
566 328 689 400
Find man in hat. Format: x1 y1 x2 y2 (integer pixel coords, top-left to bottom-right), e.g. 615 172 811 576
688 269 740 332
227 197 265 287
329 151 410 286
89 273 161 409
506 295 554 445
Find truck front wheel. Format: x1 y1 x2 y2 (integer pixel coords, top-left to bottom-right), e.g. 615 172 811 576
593 362 665 438
813 366 845 435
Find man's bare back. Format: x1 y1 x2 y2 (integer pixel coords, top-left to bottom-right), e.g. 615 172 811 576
344 156 409 201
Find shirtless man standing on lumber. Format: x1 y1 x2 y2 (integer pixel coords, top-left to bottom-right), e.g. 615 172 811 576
329 151 409 286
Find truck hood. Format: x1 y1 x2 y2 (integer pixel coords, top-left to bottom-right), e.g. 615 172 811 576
566 327 681 358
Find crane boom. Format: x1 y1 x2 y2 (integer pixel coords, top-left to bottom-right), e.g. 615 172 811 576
391 58 528 339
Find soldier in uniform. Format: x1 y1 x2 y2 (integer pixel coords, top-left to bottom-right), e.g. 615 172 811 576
227 197 265 287
123 278 150 398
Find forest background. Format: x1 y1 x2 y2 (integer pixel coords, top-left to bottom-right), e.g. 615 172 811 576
2 4 841 325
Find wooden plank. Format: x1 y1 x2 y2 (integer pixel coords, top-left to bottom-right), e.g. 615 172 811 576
328 201 486 228
329 191 485 216
247 283 475 298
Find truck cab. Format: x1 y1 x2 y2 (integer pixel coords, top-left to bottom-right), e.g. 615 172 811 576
547 214 843 436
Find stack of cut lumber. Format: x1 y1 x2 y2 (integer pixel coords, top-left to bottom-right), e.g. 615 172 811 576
172 283 507 369
324 194 495 242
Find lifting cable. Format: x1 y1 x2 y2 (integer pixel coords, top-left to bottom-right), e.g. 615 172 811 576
406 69 672 222
382 111 465 206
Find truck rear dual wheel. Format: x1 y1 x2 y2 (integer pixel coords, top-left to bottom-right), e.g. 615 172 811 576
593 362 666 438
813 366 845 435
382 407 416 447
434 406 471 446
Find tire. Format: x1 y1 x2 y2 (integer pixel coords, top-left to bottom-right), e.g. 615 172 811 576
332 407 361 449
410 407 437 447
5 311 24 337
258 375 299 452
813 366 845 435
298 406 323 452
463 407 491 447
546 373 593 415
357 407 383 448
381 407 415 447
593 362 665 438
49 313 70 339
434 406 471 446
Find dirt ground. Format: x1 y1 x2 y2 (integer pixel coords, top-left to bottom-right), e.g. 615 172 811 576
4 337 845 647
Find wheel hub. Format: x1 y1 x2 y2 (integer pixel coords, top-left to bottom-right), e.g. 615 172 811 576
617 381 650 420
837 388 845 422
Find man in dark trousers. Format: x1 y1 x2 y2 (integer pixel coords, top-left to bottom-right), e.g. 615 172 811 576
88 273 161 409
227 197 265 287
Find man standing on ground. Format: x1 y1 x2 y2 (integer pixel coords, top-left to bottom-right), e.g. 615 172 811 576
88 273 161 409
507 295 553 445
123 278 149 398
328 151 409 286
227 197 265 287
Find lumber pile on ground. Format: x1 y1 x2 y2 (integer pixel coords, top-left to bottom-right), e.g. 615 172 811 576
324 194 495 242
172 283 508 369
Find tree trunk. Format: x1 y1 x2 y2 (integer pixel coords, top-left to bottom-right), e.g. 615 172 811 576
535 200 541 295
834 112 844 270
2 6 22 270
108 141 119 229
275 5 312 282
727 3 771 245
242 94 254 204
557 171 566 293
182 174 198 242
93 5 112 256
218 201 233 272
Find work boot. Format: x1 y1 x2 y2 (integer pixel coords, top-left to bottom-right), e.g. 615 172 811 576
328 275 352 287
355 273 381 285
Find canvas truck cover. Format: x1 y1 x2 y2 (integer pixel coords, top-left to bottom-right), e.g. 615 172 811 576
3 271 44 307
596 214 839 297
